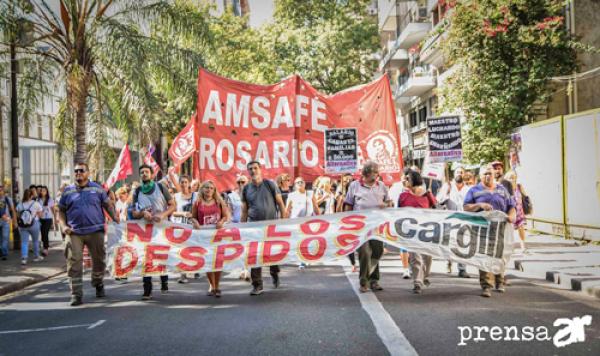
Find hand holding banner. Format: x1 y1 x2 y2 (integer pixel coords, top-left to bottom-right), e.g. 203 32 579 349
107 208 513 277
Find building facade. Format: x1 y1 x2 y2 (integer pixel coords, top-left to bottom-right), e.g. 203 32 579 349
377 0 600 168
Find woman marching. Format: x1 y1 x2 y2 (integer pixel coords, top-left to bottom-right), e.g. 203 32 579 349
17 188 44 265
38 186 55 257
504 171 530 251
398 169 437 294
171 175 198 284
191 181 230 297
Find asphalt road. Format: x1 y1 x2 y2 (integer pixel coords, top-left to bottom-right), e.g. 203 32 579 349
1 258 599 356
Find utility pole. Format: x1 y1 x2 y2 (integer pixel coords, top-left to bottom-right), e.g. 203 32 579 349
10 41 19 202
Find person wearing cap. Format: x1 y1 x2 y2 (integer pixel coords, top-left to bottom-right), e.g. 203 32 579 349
491 161 513 196
464 163 516 298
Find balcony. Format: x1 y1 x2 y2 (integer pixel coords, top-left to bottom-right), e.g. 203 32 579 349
396 67 437 98
396 6 431 49
379 40 409 70
420 22 447 67
392 83 412 107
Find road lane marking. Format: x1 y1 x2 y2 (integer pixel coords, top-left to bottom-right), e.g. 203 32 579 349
345 269 418 356
0 320 106 335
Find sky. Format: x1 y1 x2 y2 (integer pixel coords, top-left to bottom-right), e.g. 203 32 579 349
248 0 275 28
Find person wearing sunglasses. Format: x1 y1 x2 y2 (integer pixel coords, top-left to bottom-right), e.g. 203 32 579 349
58 162 119 306
464 164 516 298
228 175 248 224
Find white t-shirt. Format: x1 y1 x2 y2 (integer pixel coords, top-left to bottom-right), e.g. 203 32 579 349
436 182 470 211
172 192 197 224
17 200 43 225
38 198 55 219
116 199 129 222
286 190 315 218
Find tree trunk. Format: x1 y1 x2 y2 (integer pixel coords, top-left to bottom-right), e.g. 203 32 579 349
68 68 92 165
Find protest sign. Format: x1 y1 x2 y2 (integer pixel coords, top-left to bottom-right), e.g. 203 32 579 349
324 128 358 174
427 116 462 163
107 208 513 278
194 69 402 190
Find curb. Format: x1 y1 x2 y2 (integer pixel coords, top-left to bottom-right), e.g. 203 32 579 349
0 268 66 297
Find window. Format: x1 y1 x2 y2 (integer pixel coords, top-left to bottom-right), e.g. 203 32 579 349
410 111 417 128
418 106 427 124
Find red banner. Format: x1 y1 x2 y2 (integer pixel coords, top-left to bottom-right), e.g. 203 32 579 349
143 151 161 177
195 69 402 190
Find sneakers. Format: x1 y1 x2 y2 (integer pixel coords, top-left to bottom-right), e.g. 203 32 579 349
178 276 189 284
141 293 152 301
458 270 471 278
250 286 263 296
161 283 169 294
70 295 83 306
482 288 492 298
401 270 411 279
298 263 306 271
272 275 280 289
33 256 44 262
370 282 383 291
412 285 422 294
142 283 152 300
423 278 431 287
496 285 506 293
359 285 369 293
21 258 27 265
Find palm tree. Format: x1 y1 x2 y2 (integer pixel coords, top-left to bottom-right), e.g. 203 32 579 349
1 0 211 165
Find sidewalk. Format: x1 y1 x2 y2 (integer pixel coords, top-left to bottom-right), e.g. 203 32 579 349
0 231 66 297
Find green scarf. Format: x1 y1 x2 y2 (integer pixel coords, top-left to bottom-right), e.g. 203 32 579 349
141 180 155 194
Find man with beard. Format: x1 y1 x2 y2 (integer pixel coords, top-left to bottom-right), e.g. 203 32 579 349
491 161 513 196
58 163 119 306
464 164 516 298
437 166 471 278
132 164 177 300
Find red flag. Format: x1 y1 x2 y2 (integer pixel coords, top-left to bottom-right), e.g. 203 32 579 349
143 151 161 177
106 144 133 189
168 116 196 168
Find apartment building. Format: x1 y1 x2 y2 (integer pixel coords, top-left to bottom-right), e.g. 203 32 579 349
378 0 449 168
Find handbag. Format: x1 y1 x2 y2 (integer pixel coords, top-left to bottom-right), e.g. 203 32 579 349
520 185 532 215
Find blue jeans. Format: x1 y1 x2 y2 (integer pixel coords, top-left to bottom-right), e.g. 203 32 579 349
0 221 9 256
20 221 40 259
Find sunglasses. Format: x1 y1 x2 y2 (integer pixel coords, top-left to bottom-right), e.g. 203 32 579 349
237 181 247 184
74 169 86 173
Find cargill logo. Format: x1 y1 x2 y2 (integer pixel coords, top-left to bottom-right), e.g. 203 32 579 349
457 315 592 348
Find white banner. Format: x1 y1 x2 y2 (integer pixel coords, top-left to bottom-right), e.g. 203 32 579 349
107 208 514 277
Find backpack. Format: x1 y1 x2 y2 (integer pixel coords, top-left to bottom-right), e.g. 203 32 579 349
133 182 170 207
18 203 35 228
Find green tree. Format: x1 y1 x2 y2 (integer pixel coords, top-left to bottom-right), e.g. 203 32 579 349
0 0 210 167
438 0 576 163
262 0 380 93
